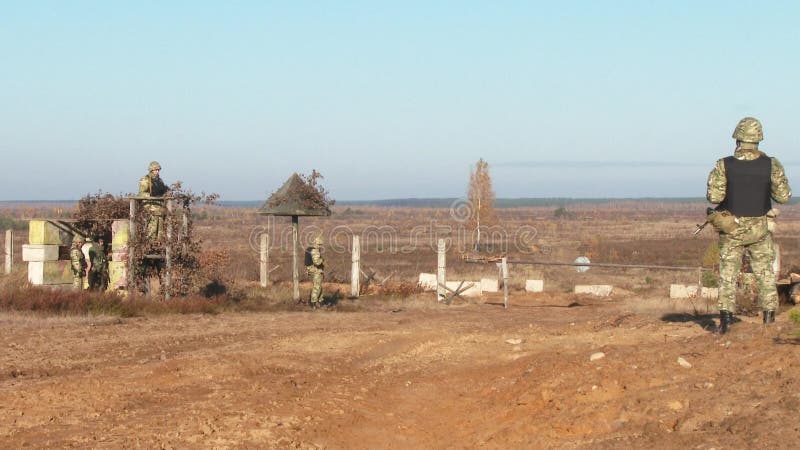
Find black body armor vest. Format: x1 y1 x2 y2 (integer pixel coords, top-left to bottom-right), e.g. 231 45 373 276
720 154 772 217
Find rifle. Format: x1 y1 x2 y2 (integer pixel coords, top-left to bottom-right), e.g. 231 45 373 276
693 207 717 235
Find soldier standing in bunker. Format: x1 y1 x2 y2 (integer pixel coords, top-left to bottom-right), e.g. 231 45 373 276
87 236 109 291
305 235 325 308
138 161 169 242
706 117 792 333
70 235 87 290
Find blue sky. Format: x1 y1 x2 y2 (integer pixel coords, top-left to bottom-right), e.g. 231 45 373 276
2 1 799 200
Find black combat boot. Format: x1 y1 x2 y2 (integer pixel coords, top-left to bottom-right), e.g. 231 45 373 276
718 310 732 334
763 310 775 325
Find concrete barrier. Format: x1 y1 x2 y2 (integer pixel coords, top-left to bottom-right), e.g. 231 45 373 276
22 244 60 262
28 220 72 245
418 273 437 291
701 287 718 299
525 279 544 293
27 261 72 285
481 278 499 293
669 284 699 299
669 284 718 299
574 285 613 296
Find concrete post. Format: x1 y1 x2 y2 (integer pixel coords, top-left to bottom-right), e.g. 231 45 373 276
292 215 300 302
4 230 12 275
260 233 269 287
351 235 360 298
502 257 509 309
437 239 446 302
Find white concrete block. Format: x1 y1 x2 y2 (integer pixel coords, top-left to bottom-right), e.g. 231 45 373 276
669 284 699 299
525 279 544 293
574 285 613 296
22 244 60 262
27 261 72 285
701 287 718 299
445 281 481 297
481 278 499 293
418 273 437 291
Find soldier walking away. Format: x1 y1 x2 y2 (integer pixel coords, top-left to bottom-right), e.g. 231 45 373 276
138 161 169 241
707 117 792 333
70 235 87 290
87 236 109 291
305 235 325 308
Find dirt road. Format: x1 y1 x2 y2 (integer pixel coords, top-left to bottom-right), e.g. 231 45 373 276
2 294 799 449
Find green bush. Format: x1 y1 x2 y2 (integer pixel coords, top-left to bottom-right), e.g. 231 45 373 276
701 270 718 288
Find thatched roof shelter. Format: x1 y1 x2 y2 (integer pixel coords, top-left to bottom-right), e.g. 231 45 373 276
257 172 333 302
257 173 332 217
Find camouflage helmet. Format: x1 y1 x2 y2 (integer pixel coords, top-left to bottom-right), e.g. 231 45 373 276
148 161 162 172
732 117 763 143
73 235 85 245
313 234 324 246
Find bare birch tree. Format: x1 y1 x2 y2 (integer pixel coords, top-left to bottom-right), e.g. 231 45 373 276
467 158 498 251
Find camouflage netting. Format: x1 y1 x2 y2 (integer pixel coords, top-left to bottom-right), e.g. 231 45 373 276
73 184 219 298
73 191 129 241
259 170 334 216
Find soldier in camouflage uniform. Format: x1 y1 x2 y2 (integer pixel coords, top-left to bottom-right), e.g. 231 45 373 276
138 161 169 241
305 235 325 308
87 236 109 291
70 235 87 290
707 117 792 333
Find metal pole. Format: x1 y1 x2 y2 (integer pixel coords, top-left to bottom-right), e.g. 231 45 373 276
437 239 446 302
4 230 12 275
501 257 509 309
351 235 360 298
260 233 269 287
128 199 137 293
164 199 172 300
292 215 300 302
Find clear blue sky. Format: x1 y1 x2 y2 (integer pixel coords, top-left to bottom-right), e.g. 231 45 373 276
2 1 799 201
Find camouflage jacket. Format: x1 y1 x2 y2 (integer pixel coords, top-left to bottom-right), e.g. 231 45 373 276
87 243 108 271
138 174 168 197
70 247 87 275
707 147 792 206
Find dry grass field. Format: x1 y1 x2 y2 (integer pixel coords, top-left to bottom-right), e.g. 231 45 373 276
2 201 800 448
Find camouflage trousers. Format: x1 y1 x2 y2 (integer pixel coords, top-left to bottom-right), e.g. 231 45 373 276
308 268 324 305
717 216 777 313
72 274 84 290
146 214 165 241
144 204 166 241
88 269 108 291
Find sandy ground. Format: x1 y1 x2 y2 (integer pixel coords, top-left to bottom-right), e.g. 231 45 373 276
2 292 800 449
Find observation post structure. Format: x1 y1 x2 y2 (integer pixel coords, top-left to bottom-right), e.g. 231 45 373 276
257 174 331 302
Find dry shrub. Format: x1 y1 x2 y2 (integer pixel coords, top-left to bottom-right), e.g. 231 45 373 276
373 281 423 297
73 191 129 239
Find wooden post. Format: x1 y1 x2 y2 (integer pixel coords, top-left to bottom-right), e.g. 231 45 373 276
128 199 137 293
4 230 12 275
351 235 360 298
164 199 173 300
260 233 269 287
501 257 509 309
181 209 189 253
437 239 446 302
292 215 300 302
